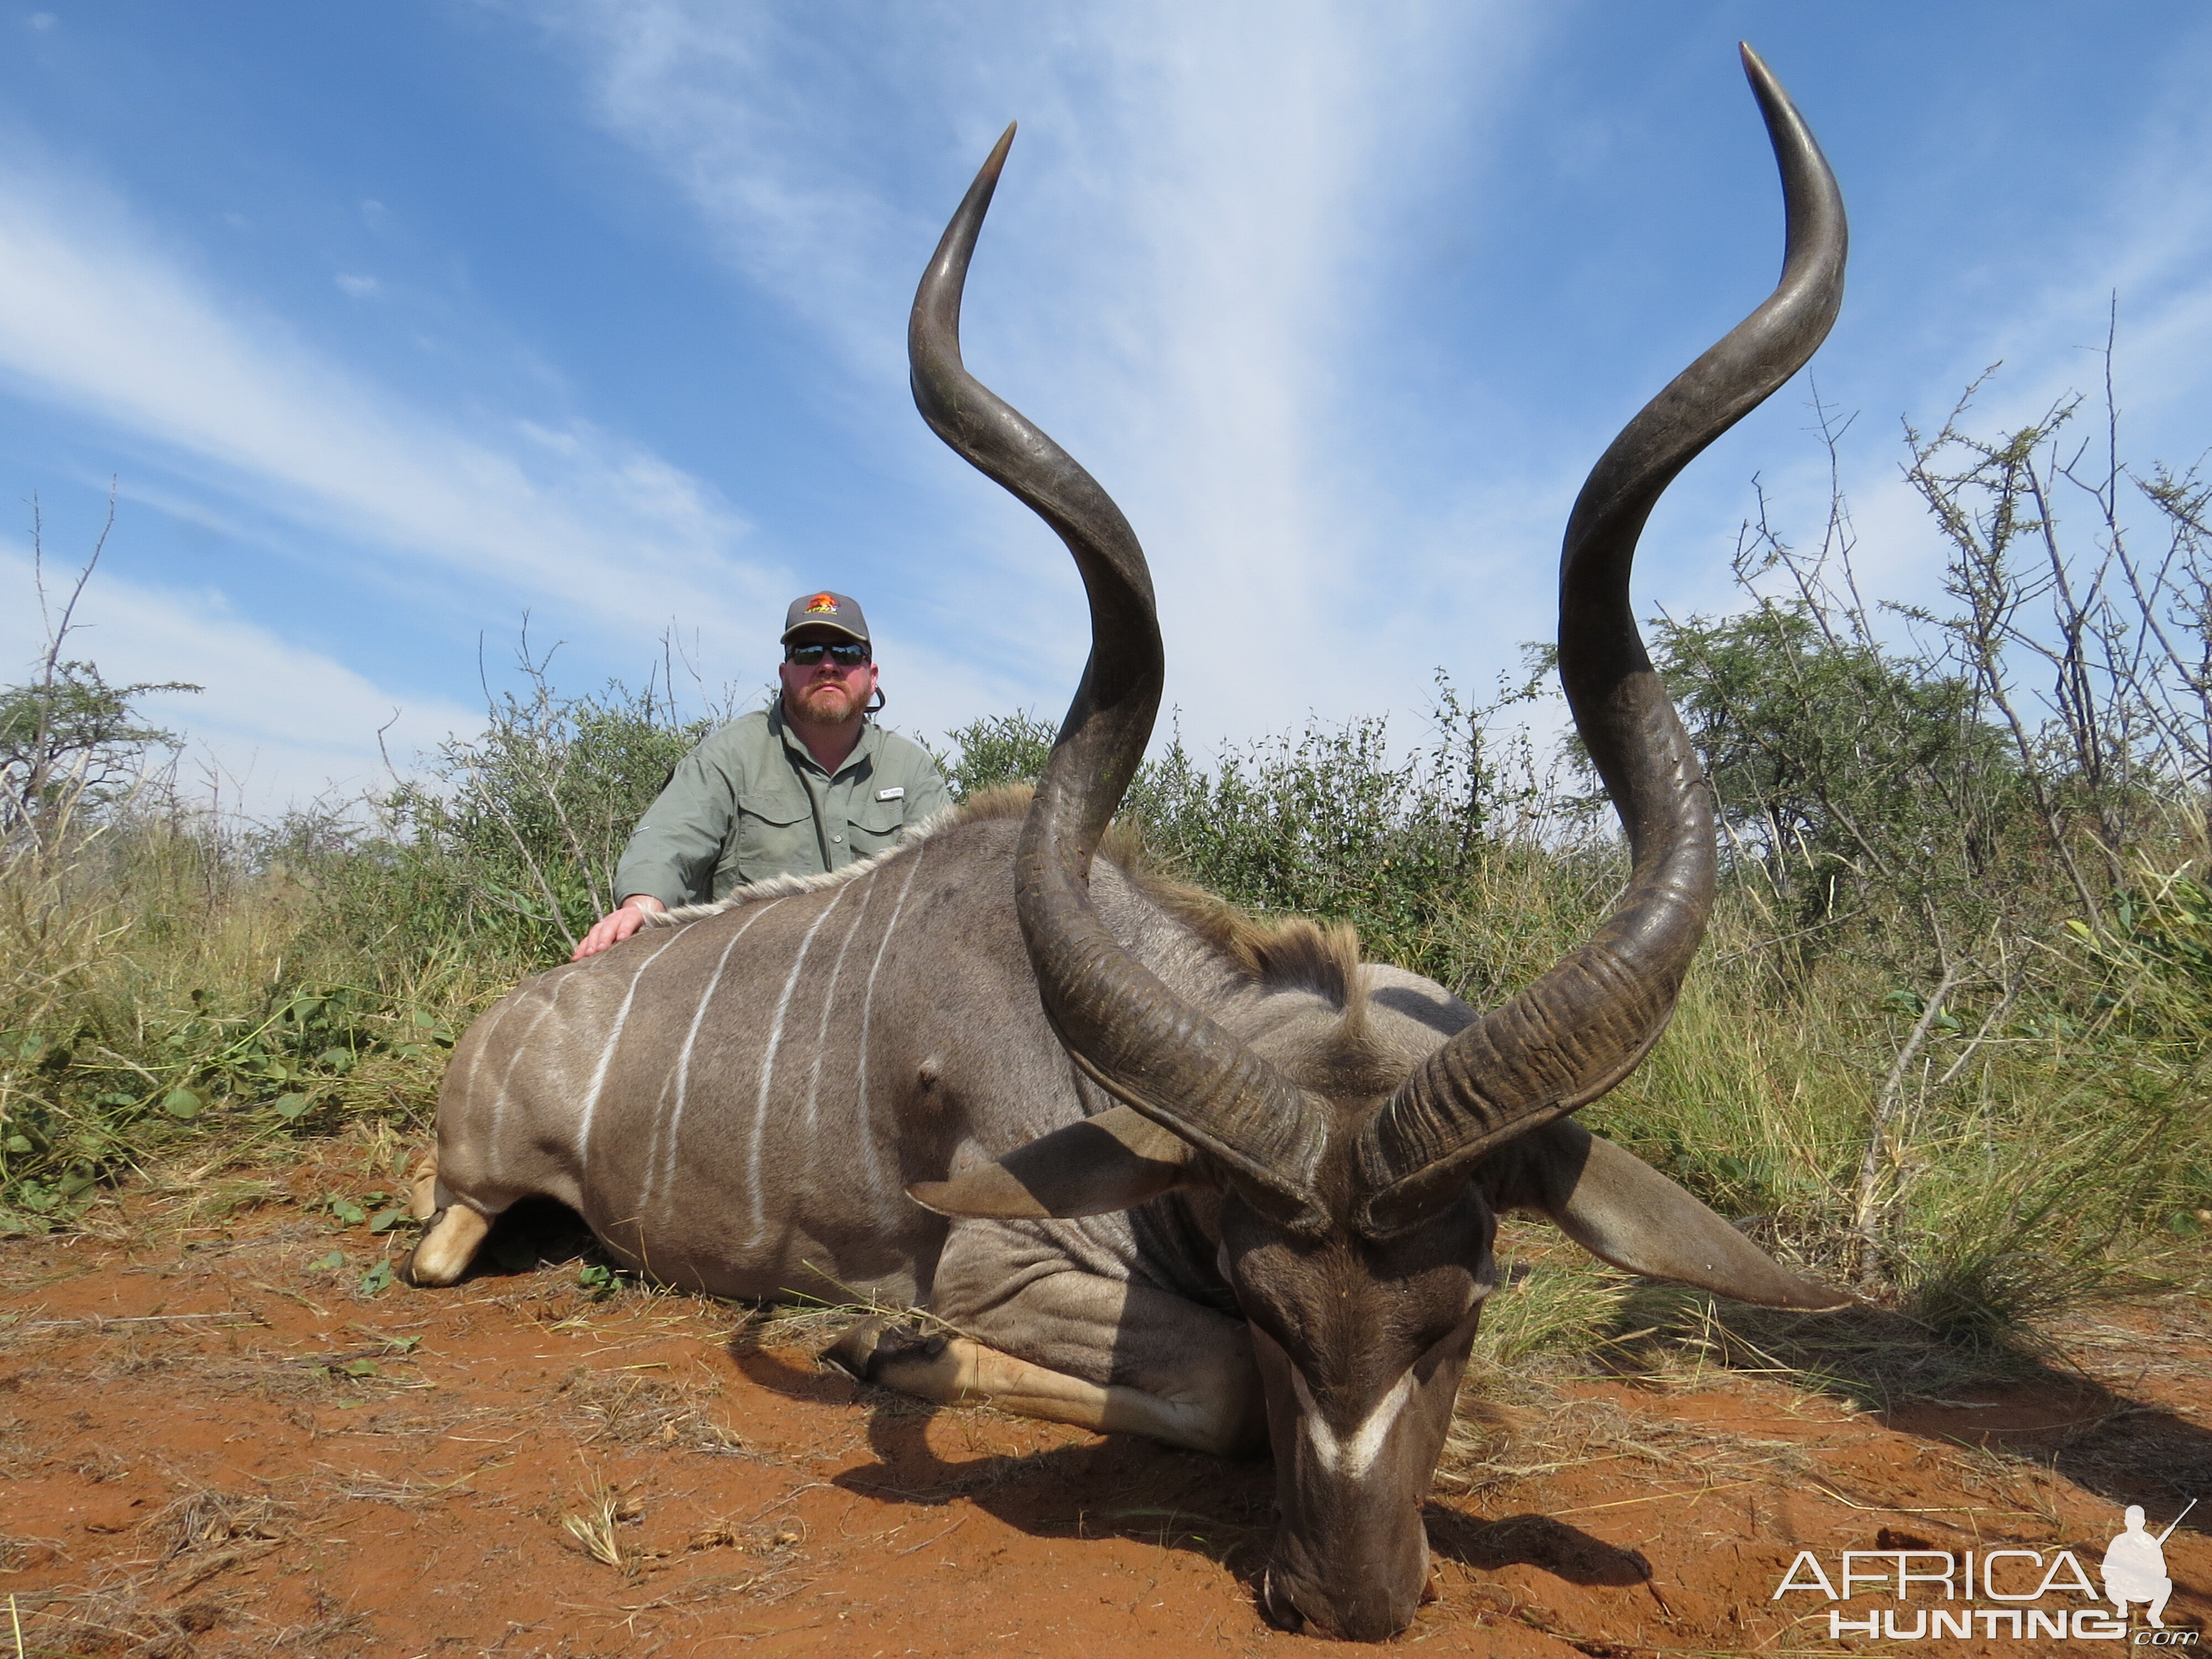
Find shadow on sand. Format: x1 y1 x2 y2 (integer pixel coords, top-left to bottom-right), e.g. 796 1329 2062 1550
458 1206 2209 1584
1423 1506 1652 1584
728 1342 1279 1578
1603 1290 2212 1544
728 1334 1670 1607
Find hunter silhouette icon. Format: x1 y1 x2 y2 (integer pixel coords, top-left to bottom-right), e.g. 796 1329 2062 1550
2102 1499 2195 1626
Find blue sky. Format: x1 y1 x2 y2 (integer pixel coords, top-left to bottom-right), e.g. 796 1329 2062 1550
2 2 2209 810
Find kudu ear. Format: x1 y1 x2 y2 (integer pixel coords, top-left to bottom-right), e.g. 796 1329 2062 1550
907 1106 1199 1221
1478 1121 1851 1312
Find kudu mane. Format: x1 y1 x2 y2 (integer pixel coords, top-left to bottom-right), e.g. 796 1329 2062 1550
641 803 969 922
645 781 1371 1030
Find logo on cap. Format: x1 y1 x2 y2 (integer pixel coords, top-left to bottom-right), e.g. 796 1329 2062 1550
804 593 839 615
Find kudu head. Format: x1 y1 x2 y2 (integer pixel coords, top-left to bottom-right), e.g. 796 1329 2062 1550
906 46 1848 1642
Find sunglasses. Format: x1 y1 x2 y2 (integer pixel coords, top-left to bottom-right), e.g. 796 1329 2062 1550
785 640 872 667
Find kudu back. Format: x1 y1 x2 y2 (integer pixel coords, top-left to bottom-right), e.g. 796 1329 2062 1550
410 45 1849 1642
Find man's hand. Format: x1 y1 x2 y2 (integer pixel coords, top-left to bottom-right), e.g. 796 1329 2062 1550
573 895 666 961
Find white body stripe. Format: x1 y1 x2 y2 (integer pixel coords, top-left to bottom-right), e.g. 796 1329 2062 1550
640 898 784 1224
1292 1368 1415 1480
459 988 521 1110
574 929 688 1171
481 971 578 1172
801 869 881 1161
744 884 849 1247
853 842 928 1199
457 988 525 1165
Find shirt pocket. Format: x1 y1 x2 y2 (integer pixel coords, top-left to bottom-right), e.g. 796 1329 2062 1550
730 795 818 882
842 800 909 860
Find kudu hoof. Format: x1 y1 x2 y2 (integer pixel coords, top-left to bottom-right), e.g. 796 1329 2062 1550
406 1154 441 1222
402 1202 492 1288
399 1220 443 1288
822 1318 947 1384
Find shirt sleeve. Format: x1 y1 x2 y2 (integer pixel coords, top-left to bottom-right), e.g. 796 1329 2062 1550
612 734 742 907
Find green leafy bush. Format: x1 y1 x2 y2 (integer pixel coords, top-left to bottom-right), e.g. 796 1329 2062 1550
8 363 2212 1353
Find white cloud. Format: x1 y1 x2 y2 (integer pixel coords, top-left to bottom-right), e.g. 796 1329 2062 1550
498 4 2212 789
10 5 2203 816
0 157 778 640
0 548 483 815
542 0 1543 747
1736 82 2212 641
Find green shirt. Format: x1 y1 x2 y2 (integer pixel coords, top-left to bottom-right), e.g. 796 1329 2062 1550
613 703 952 907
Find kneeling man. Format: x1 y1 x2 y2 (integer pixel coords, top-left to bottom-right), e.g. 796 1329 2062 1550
573 591 951 959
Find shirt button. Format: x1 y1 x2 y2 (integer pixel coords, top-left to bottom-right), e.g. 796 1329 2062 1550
832 834 843 842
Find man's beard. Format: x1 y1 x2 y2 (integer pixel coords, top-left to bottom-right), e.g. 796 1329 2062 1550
788 679 864 724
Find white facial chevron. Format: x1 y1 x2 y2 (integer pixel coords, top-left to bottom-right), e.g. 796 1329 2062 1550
1291 1368 1415 1480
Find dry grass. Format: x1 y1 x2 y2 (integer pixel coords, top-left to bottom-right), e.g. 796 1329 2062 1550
1439 1386 1814 1499
1583 1285 2083 1412
730 1300 877 1352
1 1535 55 1572
1444 1217 2212 1507
559 1365 749 1455
264 1587 374 1655
560 1468 633 1569
0 793 514 1244
147 1488 289 1564
27 1584 224 1659
1470 1221 1635 1371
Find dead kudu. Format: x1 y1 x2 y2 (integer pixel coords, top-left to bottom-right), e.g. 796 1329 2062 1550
409 47 1849 1641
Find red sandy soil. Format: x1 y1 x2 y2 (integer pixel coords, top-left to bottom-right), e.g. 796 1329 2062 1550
2 1165 2208 1658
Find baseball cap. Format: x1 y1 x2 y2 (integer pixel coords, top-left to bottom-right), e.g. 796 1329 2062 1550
780 590 870 645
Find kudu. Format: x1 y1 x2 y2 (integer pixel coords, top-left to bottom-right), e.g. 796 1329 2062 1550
408 45 1848 1641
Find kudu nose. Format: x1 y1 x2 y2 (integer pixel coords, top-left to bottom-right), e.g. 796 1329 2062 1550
1262 1560 1424 1643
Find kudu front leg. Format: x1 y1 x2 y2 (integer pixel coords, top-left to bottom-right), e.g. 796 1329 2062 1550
399 1149 497 1287
827 1270 1264 1459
